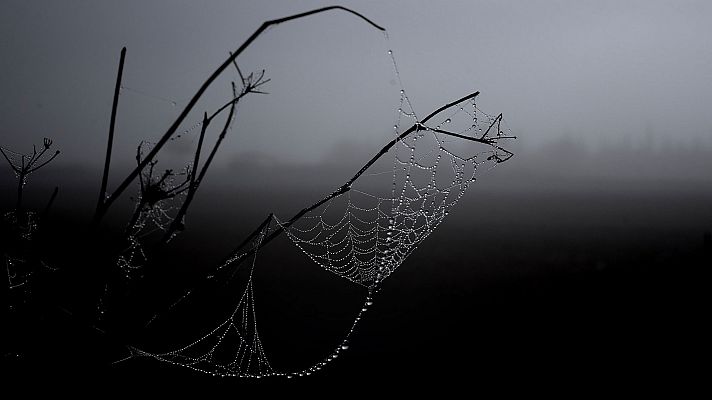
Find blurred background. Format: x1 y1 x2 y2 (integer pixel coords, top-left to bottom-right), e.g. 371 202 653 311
1 0 710 382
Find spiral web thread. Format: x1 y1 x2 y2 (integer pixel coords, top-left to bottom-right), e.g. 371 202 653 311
277 84 513 288
129 48 514 377
127 218 274 377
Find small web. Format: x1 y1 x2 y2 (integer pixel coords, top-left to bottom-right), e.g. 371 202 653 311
127 215 373 378
129 217 275 377
1 141 60 311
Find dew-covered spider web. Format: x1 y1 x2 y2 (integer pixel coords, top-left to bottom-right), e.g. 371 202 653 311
126 221 274 377
276 50 514 288
127 215 373 378
127 47 515 378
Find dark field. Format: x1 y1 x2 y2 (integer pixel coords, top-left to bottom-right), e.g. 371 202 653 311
2 148 710 385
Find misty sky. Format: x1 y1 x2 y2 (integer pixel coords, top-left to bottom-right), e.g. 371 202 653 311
2 0 712 170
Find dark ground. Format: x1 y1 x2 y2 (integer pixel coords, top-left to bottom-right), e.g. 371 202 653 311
1 158 711 386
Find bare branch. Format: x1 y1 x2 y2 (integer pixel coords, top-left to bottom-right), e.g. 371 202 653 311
94 6 385 224
163 82 237 242
27 150 60 173
229 51 245 86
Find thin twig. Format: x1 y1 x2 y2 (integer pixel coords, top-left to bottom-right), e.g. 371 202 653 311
42 186 59 219
96 47 126 219
93 6 384 225
27 150 60 173
480 113 503 140
161 83 239 242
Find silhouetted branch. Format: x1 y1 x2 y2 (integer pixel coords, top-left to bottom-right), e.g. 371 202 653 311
42 186 59 219
0 138 60 214
27 150 60 173
93 6 385 225
96 47 126 220
480 113 503 140
163 83 239 242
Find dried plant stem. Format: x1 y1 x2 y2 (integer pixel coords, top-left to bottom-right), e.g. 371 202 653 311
93 6 385 225
95 47 126 222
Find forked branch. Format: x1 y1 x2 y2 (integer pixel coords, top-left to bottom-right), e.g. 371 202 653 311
93 6 385 225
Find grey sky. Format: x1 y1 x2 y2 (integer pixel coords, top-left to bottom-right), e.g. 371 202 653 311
2 0 712 170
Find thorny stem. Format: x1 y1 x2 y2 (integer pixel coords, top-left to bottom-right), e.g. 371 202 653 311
1 140 60 218
93 6 385 226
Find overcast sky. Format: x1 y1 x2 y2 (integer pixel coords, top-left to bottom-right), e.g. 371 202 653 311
2 0 712 169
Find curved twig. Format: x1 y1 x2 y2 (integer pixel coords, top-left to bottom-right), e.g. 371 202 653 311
93 6 385 225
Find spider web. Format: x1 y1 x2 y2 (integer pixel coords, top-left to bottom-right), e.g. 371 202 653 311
127 215 374 378
278 81 512 288
127 218 275 377
126 48 515 377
